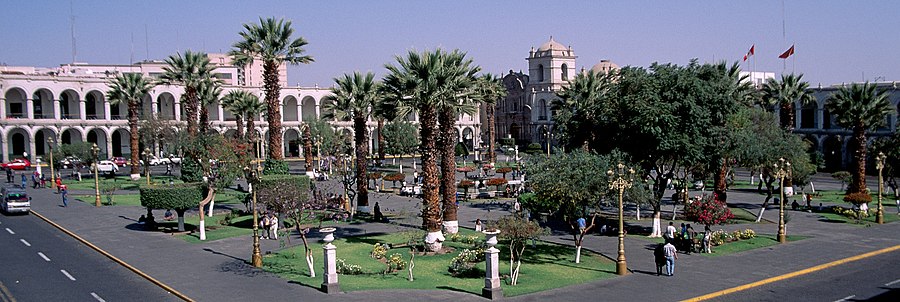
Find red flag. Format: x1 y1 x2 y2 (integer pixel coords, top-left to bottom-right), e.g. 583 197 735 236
743 54 748 62
748 45 755 56
778 45 795 59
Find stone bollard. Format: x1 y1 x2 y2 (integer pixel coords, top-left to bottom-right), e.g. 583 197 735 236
320 227 340 294
482 230 503 300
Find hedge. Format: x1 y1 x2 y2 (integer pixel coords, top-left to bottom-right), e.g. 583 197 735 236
140 183 204 211
257 175 311 204
263 159 290 175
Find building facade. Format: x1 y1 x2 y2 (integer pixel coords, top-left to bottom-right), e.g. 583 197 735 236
0 55 482 162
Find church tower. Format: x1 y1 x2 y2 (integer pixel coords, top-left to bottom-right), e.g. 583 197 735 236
526 37 576 142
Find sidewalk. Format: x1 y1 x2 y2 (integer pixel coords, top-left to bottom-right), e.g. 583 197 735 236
16 176 900 302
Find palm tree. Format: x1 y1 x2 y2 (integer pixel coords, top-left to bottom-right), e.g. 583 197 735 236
435 50 480 235
384 49 472 251
240 93 266 144
221 90 250 140
762 74 816 131
826 82 894 195
322 72 381 213
197 79 222 134
712 62 756 200
474 74 507 165
229 17 314 160
554 69 613 150
107 73 155 178
159 50 216 136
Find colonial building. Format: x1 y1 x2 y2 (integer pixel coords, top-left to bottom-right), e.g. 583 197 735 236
0 55 482 162
495 37 619 147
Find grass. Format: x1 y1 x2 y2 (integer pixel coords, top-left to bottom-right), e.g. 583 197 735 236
816 210 900 226
701 234 809 257
162 212 361 243
263 229 616 297
64 175 184 191
728 207 764 224
72 188 247 207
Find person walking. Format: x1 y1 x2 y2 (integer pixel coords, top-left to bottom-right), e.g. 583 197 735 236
664 240 678 276
56 177 63 193
654 243 666 276
664 221 677 241
5 167 12 183
21 174 27 188
32 171 39 189
701 225 712 253
268 213 279 240
260 213 270 239
61 186 69 207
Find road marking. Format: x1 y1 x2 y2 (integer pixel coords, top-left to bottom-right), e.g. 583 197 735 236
0 280 17 302
19 239 30 247
4 228 13 235
90 292 106 302
886 278 900 286
834 295 855 302
60 269 76 281
37 252 51 262
682 244 900 302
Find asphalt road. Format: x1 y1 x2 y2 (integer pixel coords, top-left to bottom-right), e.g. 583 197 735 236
0 200 177 301
705 250 900 302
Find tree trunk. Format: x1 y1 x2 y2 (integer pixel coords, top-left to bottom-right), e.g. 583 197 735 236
782 102 795 131
354 117 369 212
377 118 385 163
176 209 186 232
234 114 244 140
438 108 458 234
184 87 199 136
486 105 496 164
197 186 216 241
245 116 256 144
848 125 867 194
263 61 283 160
419 106 443 251
299 228 315 277
199 104 209 134
128 100 141 176
303 125 313 172
756 175 775 223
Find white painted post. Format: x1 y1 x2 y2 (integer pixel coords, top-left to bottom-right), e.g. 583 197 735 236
320 228 339 294
482 230 503 299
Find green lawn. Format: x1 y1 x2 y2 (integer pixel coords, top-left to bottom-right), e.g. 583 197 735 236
64 175 184 191
728 207 765 224
73 188 247 207
816 211 900 226
166 212 361 243
264 229 616 297
701 235 809 257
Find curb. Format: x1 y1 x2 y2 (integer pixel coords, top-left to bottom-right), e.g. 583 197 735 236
30 210 194 302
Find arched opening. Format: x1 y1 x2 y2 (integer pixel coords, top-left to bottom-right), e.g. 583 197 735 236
284 128 301 157
823 108 833 129
206 98 220 122
8 129 30 159
34 128 57 157
823 136 843 172
537 64 545 82
4 88 27 118
86 90 105 120
87 128 109 159
509 123 521 142
60 89 81 119
462 127 475 151
283 96 298 121
33 89 55 119
112 129 130 158
61 128 84 145
538 99 547 120
158 93 177 120
800 102 816 129
561 63 569 81
301 96 316 121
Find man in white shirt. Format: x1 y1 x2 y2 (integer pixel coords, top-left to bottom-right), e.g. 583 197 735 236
665 221 677 241
664 241 678 276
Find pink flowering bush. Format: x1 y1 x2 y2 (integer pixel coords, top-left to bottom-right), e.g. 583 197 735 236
684 195 734 227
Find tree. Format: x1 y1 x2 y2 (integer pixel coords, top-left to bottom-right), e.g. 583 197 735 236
322 72 381 213
141 184 203 232
159 50 216 136
230 17 314 160
196 79 223 134
524 150 610 263
761 73 816 131
553 69 615 151
490 216 545 286
382 121 419 167
222 90 265 143
107 73 155 178
221 90 250 140
826 82 894 196
474 74 507 164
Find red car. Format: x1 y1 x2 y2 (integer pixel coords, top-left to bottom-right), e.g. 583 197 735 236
110 157 128 167
1 158 31 170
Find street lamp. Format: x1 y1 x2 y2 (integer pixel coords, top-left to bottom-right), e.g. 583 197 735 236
91 143 101 207
543 127 552 158
773 158 791 243
47 137 56 189
142 148 152 186
607 163 634 275
315 135 322 172
246 138 263 268
876 152 886 224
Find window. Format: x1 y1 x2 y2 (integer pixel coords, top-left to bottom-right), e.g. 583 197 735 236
561 63 568 81
538 64 544 82
539 99 547 120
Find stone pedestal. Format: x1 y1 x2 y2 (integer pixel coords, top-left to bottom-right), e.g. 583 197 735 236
320 228 339 294
482 230 502 300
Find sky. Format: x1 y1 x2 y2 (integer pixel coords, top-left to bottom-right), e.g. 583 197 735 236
2 1 899 88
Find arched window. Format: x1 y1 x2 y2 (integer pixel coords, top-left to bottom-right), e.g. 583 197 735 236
561 63 569 81
539 99 547 120
538 64 545 82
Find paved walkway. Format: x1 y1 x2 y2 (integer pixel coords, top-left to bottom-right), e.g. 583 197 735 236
9 169 900 301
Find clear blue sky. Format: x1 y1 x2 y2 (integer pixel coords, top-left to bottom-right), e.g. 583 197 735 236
2 1 898 87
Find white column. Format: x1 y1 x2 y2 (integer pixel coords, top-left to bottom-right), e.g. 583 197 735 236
174 101 181 121
53 99 60 120
79 100 87 121
1 137 8 162
315 104 321 120
218 105 224 122
26 98 34 119
104 101 111 120
482 246 502 299
0 97 6 119
297 102 303 122
794 105 801 129
321 241 339 293
29 135 37 161
151 99 159 119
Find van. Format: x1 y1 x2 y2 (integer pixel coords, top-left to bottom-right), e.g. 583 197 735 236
1 187 31 214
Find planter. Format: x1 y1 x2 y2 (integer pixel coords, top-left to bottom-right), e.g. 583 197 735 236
320 227 336 243
483 230 500 247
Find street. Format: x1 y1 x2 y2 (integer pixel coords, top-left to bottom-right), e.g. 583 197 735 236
0 191 177 302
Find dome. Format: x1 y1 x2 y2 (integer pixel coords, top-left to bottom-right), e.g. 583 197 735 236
590 60 620 74
537 36 565 52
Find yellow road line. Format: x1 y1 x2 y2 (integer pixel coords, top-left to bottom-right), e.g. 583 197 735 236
0 280 17 302
31 210 194 302
682 244 900 302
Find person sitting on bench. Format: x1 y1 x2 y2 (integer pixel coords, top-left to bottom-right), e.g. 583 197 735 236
163 209 175 221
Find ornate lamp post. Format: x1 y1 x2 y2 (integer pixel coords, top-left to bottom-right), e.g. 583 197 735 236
91 143 101 207
245 138 264 268
47 137 56 189
607 163 634 275
315 135 322 172
876 152 886 224
543 127 552 158
142 148 152 185
773 158 790 243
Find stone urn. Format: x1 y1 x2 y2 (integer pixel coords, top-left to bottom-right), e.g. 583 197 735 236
320 227 336 244
483 230 500 247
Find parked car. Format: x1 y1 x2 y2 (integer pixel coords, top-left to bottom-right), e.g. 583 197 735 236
1 187 31 214
1 158 31 170
61 156 82 169
149 155 182 166
96 160 119 173
110 157 128 167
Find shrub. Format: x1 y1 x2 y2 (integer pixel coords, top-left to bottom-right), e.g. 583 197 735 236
525 143 542 155
457 180 475 189
485 178 508 191
710 230 730 246
684 195 734 226
140 183 203 211
448 248 483 277
262 159 290 175
843 192 872 205
336 259 364 275
180 159 203 183
383 173 405 183
371 243 388 259
456 166 475 173
738 229 756 240
387 253 406 271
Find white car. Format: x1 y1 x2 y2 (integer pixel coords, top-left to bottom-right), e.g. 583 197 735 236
96 160 119 173
148 155 182 166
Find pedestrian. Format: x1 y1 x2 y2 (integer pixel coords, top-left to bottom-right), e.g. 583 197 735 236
61 186 69 207
40 174 46 188
576 216 587 233
701 225 712 253
5 167 12 183
269 213 279 240
165 163 172 175
664 221 677 241
664 240 678 276
32 171 39 188
21 174 27 188
373 202 384 222
806 193 813 209
654 243 666 276
505 185 512 198
475 219 483 232
685 224 696 254
260 213 270 239
513 199 521 213
56 177 63 193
